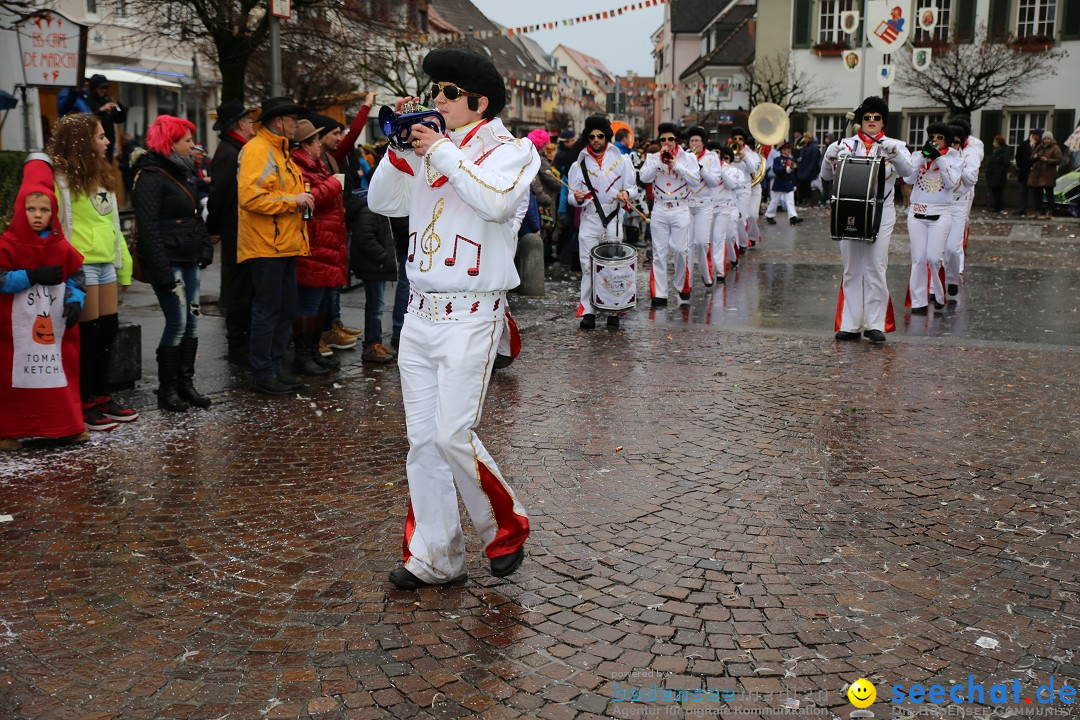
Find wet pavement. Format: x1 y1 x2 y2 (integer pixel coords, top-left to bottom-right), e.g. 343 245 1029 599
1 209 1079 720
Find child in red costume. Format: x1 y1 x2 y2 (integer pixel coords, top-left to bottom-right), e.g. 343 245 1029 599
0 154 88 450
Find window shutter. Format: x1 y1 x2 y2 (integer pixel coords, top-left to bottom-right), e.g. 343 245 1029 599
980 110 1002 146
793 0 814 48
1053 109 1076 153
987 0 1011 39
955 0 978 41
1063 0 1080 40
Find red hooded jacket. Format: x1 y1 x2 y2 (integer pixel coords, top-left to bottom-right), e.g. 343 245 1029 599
0 154 85 439
290 148 347 288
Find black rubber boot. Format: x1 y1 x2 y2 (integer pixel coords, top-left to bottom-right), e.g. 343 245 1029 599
177 338 211 408
156 346 190 412
293 317 329 376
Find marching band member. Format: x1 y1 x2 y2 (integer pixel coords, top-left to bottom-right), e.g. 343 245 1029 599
944 117 982 297
821 96 914 342
729 127 763 246
764 142 803 225
568 115 639 329
686 127 721 287
639 123 701 306
730 151 751 263
368 48 537 590
710 144 745 283
904 121 963 315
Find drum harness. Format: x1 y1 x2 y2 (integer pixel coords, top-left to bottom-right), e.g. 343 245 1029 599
843 136 907 210
579 158 622 242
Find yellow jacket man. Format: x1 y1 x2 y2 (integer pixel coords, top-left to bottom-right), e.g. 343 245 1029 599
237 97 315 395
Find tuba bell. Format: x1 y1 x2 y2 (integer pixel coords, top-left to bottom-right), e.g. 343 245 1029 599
379 100 446 151
747 102 790 146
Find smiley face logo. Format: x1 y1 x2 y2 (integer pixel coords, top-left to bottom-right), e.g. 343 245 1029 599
848 678 877 708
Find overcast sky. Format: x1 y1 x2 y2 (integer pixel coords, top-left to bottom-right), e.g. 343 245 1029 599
469 0 664 76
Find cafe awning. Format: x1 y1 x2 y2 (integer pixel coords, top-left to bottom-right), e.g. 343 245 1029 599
85 67 182 90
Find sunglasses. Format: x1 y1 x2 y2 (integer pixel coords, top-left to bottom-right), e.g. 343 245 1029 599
659 136 677 142
862 114 883 122
588 133 606 140
431 82 483 101
930 134 945 141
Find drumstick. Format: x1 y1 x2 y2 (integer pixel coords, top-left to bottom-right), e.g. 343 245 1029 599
551 171 651 224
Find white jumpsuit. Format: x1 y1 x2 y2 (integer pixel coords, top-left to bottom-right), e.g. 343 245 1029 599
567 144 639 315
638 148 701 301
368 118 538 583
820 133 914 333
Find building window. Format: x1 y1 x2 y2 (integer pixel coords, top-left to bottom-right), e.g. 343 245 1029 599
907 113 945 146
86 0 97 12
814 114 848 144
1008 111 1049 145
818 0 856 45
911 0 950 43
1017 0 1056 37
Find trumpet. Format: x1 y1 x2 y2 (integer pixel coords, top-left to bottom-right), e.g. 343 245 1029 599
378 100 446 151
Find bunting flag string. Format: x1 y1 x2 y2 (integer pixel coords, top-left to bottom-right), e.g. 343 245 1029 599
403 0 667 43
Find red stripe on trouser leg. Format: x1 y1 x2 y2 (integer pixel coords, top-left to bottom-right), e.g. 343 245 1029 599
835 287 844 332
476 460 530 558
649 269 657 299
506 312 522 358
937 265 946 291
402 501 416 563
706 245 714 282
885 296 896 333
681 265 691 294
962 224 969 250
575 303 584 318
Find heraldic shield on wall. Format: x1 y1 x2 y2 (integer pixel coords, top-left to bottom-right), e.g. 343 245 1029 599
867 0 912 55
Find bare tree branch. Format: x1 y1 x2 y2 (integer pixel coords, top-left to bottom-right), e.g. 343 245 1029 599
743 52 828 114
0 2 56 30
894 25 1068 115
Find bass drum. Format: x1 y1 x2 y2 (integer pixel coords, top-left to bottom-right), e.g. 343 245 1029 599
830 156 887 242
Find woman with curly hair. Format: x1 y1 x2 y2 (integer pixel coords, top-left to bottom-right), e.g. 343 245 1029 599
47 113 138 431
131 115 214 411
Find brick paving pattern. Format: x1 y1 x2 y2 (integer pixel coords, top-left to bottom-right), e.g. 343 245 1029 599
1 211 1078 719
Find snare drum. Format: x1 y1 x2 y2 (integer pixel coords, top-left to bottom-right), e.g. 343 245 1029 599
590 242 637 312
830 156 887 242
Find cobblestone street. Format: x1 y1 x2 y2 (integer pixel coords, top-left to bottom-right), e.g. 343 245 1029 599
2 210 1079 720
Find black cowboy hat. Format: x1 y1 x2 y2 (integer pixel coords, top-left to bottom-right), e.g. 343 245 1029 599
256 96 308 123
213 100 255 131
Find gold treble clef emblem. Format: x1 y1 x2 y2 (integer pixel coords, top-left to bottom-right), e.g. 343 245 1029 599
419 198 444 272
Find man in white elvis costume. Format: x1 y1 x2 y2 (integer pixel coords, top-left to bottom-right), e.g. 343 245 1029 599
710 143 746 282
820 96 913 343
943 116 982 298
568 114 639 329
367 48 537 590
729 126 763 247
638 123 701 306
685 126 720 287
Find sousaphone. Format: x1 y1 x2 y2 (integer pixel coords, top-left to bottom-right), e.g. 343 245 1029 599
746 102 790 186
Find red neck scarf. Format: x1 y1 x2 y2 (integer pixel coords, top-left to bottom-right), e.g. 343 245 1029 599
857 130 884 152
225 130 249 145
430 119 492 188
586 144 607 167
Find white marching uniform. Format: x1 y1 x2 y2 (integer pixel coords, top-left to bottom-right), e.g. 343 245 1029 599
945 139 982 289
821 133 914 333
732 147 762 244
639 148 701 301
731 167 751 257
688 150 721 285
368 118 538 583
568 144 639 315
904 148 963 309
710 161 745 279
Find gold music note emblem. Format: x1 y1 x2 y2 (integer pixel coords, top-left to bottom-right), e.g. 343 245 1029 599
419 198 444 272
